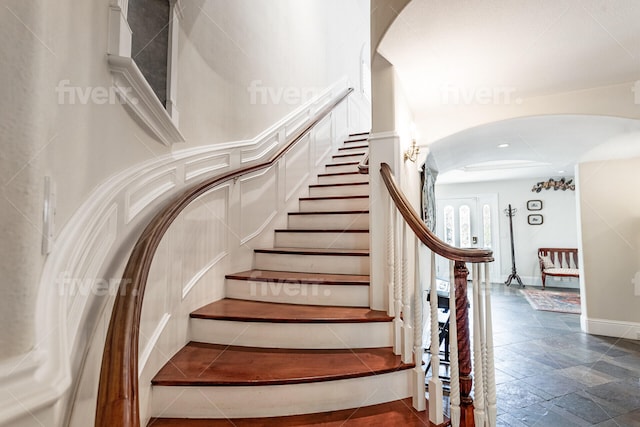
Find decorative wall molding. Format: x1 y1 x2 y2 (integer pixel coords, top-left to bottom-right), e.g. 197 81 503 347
239 166 278 244
124 167 178 223
107 55 185 146
107 0 184 145
0 77 355 427
184 154 230 182
138 313 171 373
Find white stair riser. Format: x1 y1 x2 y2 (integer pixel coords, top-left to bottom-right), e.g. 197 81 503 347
151 370 412 419
309 184 369 198
190 319 392 348
299 198 369 212
225 279 369 306
332 153 366 162
325 164 359 174
317 174 369 185
288 213 369 230
275 231 369 249
255 252 370 275
338 145 368 153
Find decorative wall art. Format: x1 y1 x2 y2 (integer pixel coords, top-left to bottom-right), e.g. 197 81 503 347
531 177 575 192
527 200 542 211
528 214 543 225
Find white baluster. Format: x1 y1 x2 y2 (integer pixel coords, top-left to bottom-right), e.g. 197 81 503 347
413 237 426 411
428 251 443 424
392 208 403 355
472 264 486 427
401 221 413 364
448 260 460 427
484 263 497 427
386 196 395 318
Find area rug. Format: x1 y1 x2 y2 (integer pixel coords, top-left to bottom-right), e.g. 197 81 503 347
520 289 581 314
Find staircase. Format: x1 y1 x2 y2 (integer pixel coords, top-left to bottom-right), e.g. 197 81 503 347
147 133 444 426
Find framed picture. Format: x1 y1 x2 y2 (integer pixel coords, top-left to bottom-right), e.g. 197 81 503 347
528 214 543 225
527 200 543 211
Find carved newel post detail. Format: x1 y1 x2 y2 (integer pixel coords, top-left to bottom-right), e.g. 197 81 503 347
454 261 475 426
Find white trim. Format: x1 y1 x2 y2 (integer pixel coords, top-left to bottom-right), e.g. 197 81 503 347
107 0 184 146
108 55 185 146
138 313 171 374
124 166 178 223
182 251 228 300
582 316 640 339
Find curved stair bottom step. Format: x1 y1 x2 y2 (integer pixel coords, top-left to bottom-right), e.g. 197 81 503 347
150 369 413 419
148 398 449 427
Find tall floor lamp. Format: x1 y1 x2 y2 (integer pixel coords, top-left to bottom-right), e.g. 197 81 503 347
504 204 524 287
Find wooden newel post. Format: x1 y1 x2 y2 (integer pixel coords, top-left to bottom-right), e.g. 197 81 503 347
454 261 475 427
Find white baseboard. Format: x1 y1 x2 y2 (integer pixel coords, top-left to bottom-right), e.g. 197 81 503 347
582 316 640 340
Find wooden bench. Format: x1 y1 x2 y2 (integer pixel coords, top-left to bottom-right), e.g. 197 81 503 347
538 248 579 289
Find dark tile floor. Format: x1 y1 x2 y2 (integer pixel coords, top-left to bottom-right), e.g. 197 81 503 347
426 283 640 426
489 284 640 426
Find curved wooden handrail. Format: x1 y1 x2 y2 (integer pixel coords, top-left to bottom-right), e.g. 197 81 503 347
95 88 353 427
380 163 493 263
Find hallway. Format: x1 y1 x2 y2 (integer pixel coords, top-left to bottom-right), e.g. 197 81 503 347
489 285 640 426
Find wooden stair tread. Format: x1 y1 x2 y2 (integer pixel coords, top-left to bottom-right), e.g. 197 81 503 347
274 229 369 233
326 161 360 167
191 299 390 323
288 210 368 216
317 171 363 177
151 343 412 386
331 152 367 159
309 182 368 188
254 247 369 256
338 145 369 151
299 195 368 201
148 398 446 426
226 269 369 285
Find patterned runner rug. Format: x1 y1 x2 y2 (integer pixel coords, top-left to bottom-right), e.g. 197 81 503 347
520 289 581 314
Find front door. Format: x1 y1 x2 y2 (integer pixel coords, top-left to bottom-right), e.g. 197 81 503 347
435 195 500 281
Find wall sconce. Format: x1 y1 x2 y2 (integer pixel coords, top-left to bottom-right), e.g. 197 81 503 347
404 139 420 162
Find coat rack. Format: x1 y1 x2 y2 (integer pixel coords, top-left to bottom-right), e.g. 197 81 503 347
504 204 523 287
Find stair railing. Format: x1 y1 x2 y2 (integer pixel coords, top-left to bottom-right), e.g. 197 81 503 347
95 88 353 427
373 162 497 427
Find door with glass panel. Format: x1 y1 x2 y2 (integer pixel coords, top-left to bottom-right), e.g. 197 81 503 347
435 196 500 281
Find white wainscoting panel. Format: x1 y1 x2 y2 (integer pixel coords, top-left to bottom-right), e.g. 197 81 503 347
285 135 311 201
184 153 230 182
180 187 229 299
125 167 178 223
240 167 278 244
314 115 333 167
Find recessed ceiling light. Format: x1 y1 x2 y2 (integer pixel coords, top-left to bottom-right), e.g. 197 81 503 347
558 170 565 174
497 143 509 148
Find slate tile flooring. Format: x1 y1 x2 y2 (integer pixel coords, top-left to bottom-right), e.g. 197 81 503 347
488 284 640 426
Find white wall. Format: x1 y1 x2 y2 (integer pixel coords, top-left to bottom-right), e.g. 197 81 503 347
577 156 640 339
436 177 579 287
0 1 370 425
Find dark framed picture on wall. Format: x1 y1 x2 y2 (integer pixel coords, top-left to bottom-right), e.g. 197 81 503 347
528 214 543 225
527 200 542 210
